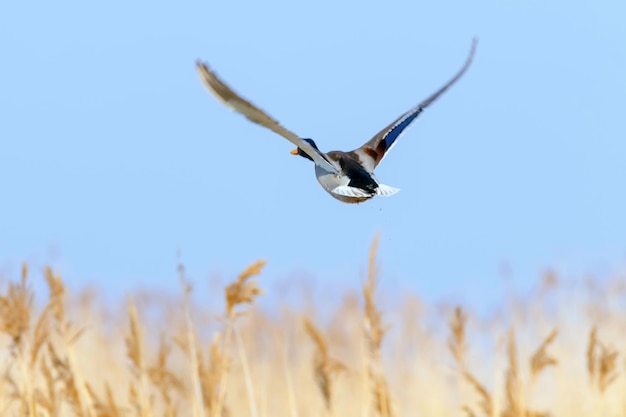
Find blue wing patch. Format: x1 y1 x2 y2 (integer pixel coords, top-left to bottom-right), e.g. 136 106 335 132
381 108 423 152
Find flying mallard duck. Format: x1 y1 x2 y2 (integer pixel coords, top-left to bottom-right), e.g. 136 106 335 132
196 39 476 203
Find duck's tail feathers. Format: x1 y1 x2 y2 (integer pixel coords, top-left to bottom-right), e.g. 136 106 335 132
331 185 373 198
375 184 400 197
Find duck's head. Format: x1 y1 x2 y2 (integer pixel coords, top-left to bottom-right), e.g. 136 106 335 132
290 138 319 162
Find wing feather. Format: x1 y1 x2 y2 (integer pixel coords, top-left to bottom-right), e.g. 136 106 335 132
356 38 477 169
196 62 338 173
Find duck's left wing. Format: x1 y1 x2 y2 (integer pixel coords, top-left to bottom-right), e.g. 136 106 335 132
196 62 338 173
354 38 477 171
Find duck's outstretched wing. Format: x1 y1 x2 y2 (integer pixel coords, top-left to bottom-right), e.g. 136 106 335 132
353 38 477 172
196 62 338 173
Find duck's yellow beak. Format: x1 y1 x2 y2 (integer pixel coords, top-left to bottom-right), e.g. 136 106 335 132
290 148 299 155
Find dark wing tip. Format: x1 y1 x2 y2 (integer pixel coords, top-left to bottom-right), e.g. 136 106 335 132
195 60 209 71
470 37 479 54
466 37 478 68
417 38 477 110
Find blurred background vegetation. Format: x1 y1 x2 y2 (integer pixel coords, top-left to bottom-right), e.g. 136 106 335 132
1 236 625 417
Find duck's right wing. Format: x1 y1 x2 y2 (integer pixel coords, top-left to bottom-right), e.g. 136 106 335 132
196 62 338 173
354 38 477 172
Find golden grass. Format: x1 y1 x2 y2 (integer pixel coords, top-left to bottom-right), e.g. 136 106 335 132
1 243 626 417
302 316 345 413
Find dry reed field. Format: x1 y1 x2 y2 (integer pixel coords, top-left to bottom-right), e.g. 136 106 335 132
1 236 626 417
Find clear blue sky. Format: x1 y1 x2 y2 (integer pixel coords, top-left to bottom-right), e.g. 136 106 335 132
1 0 625 307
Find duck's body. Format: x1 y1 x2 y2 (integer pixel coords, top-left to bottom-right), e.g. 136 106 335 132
310 150 399 203
196 39 476 204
